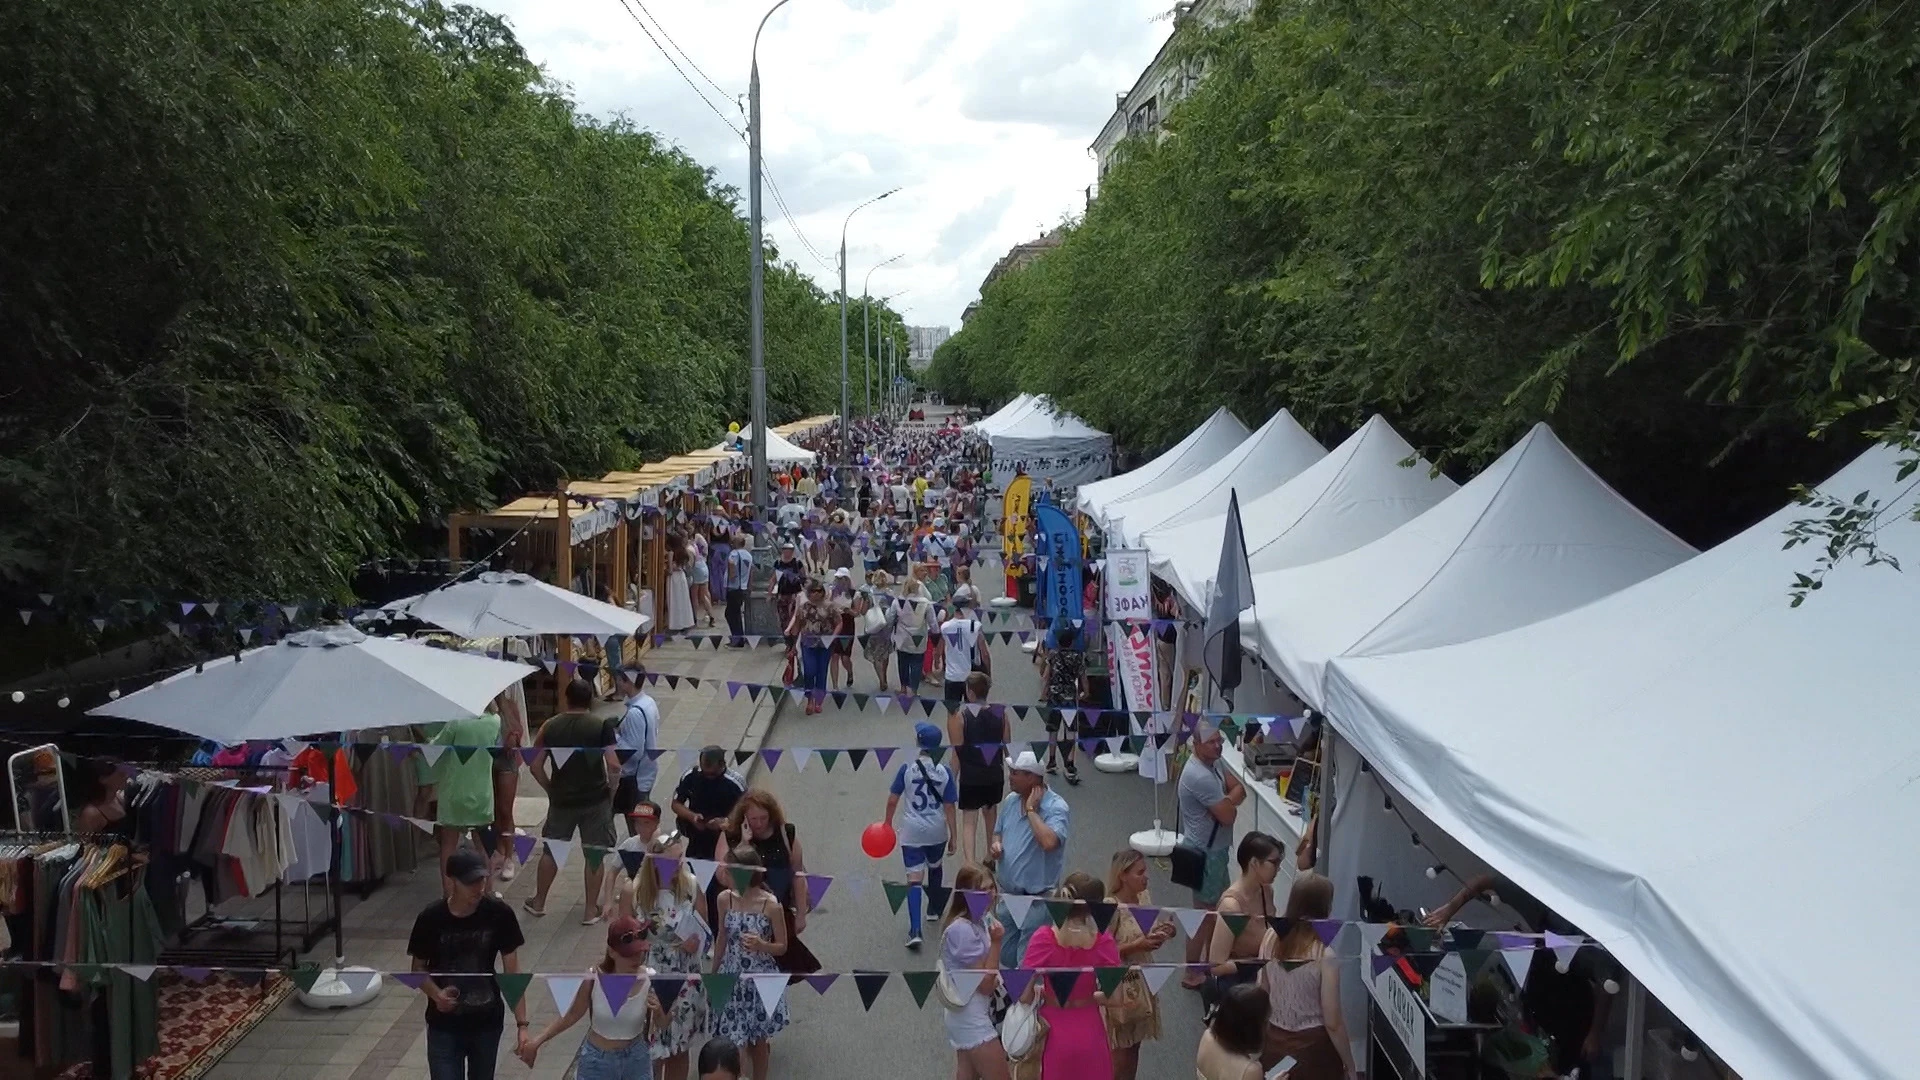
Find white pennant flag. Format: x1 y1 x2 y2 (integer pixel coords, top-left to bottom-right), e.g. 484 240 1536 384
790 748 812 773
282 605 301 624
687 858 719 891
678 748 701 775
751 973 788 1019
1002 894 1038 930
947 970 986 1001
420 744 448 768
1104 737 1124 755
546 975 586 1015
546 837 573 870
1141 964 1178 995
123 965 158 983
340 969 380 994
874 696 891 714
551 747 577 769
407 816 436 835
1501 948 1533 989
1173 907 1211 939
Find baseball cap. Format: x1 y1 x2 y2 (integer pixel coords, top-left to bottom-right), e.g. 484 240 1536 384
607 916 649 959
914 722 943 750
1010 750 1045 776
445 849 489 885
833 567 852 579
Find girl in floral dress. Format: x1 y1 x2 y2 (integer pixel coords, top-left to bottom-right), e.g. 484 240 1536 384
614 816 709 1080
711 846 790 1080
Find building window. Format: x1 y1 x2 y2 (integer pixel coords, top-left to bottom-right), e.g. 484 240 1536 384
1128 97 1159 137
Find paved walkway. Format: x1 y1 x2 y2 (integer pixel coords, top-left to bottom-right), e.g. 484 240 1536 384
206 637 789 1080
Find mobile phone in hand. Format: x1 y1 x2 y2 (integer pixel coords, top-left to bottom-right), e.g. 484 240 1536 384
1264 1057 1295 1080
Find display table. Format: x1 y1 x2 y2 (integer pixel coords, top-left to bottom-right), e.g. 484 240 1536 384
1218 742 1307 879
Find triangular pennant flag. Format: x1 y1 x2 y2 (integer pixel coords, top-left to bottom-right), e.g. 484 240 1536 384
341 969 380 994
818 749 840 771
1546 931 1582 972
791 748 812 772
728 865 755 893
964 890 991 920
873 746 897 770
846 748 868 771
453 746 478 765
547 975 587 1015
551 746 577 769
851 692 870 711
1003 894 1038 930
1012 704 1031 720
1142 964 1177 995
746 684 763 703
926 884 953 918
926 745 947 766
545 837 573 870
802 873 833 910
751 973 788 1019
688 859 719 891
874 694 892 714
804 973 840 995
901 970 940 1008
123 965 158 983
761 748 783 771
883 881 909 914
520 747 542 766
727 681 743 699
1312 919 1344 947
1449 928 1487 951
178 967 214 984
1372 953 1399 977
419 744 448 768
1087 902 1118 934
704 973 739 1011
652 975 690 1008
1002 968 1036 1001
734 750 756 767
921 697 942 717
1173 907 1210 939
894 693 914 714
496 973 534 1010
289 963 324 993
1219 913 1251 940
1046 970 1081 1005
513 833 538 865
1094 966 1127 996
1128 906 1160 936
853 971 889 1011
598 973 638 1012
652 856 681 886
1044 899 1073 927
618 849 644 877
947 969 986 1002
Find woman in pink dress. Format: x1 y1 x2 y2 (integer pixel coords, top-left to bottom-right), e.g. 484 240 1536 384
1019 872 1122 1080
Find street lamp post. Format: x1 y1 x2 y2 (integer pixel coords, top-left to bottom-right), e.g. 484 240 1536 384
748 0 796 539
839 188 900 474
862 254 903 419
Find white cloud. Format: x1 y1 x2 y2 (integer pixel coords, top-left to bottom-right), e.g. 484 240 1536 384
467 0 1173 327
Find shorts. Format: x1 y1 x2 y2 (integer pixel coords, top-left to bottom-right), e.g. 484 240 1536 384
943 679 968 704
611 775 649 815
541 798 616 849
1194 845 1232 907
959 780 1003 812
901 842 946 870
1042 701 1078 734
492 746 518 774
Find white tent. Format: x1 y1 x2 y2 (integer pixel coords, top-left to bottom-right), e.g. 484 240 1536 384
711 425 815 464
1322 444 1916 1080
984 397 1112 491
967 393 1038 435
1144 416 1454 608
1077 407 1250 522
1098 410 1324 547
1247 423 1693 709
386 571 651 638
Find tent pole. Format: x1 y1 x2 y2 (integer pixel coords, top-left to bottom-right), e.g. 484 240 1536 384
1622 974 1646 1080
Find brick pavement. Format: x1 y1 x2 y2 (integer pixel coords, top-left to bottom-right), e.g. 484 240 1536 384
202 637 790 1080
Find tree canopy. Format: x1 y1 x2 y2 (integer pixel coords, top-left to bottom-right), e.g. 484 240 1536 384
0 0 853 601
931 0 1920 546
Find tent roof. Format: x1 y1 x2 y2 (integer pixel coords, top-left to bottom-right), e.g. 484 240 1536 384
1249 423 1694 708
1078 408 1250 521
1144 416 1454 607
1321 444 1915 1080
1098 410 1324 547
967 393 1038 435
713 425 816 463
987 398 1108 443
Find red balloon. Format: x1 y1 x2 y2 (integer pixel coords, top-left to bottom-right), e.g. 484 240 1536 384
860 821 897 859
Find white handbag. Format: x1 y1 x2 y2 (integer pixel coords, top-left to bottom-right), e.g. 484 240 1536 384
935 963 973 1011
1001 998 1048 1060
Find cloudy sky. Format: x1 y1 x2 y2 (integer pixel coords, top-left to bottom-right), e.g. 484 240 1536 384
470 0 1177 329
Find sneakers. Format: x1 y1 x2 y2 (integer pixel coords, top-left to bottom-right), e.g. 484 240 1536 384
497 860 517 883
1045 761 1059 775
1064 763 1082 786
905 934 924 951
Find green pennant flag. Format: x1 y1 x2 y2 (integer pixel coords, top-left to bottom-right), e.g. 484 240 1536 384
496 972 534 1010
883 881 910 913
1044 899 1073 927
290 963 323 994
729 865 756 893
846 748 868 771
927 746 947 765
901 970 939 1008
1219 913 1251 940
1459 948 1496 979
1400 927 1437 954
1218 717 1241 739
704 973 738 1012
585 845 608 870
453 746 477 764
851 692 870 710
818 749 840 771
1125 735 1146 754
1094 966 1128 996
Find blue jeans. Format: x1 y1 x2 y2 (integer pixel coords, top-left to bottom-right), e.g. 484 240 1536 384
801 645 830 698
896 649 923 691
426 1023 501 1080
576 1039 653 1080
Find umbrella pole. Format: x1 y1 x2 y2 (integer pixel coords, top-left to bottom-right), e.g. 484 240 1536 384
331 787 346 964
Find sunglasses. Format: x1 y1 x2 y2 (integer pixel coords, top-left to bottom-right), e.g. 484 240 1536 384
614 929 647 946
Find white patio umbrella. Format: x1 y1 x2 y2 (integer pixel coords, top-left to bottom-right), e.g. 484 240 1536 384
385 570 650 639
90 624 537 743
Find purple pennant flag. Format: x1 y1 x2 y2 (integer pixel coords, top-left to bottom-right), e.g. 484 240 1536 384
1312 919 1344 947
727 681 743 699
393 972 429 991
513 833 538 865
380 812 408 829
1128 906 1160 934
761 748 783 770
803 973 840 995
1371 953 1398 977
653 857 682 885
873 747 897 770
894 693 914 713
963 890 991 920
1491 931 1534 951
386 744 412 762
1001 969 1036 1001
647 748 668 761
520 747 542 766
598 973 638 1012
179 967 213 983
801 874 832 909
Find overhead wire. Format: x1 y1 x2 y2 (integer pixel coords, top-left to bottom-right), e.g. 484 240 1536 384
628 0 737 107
611 0 744 140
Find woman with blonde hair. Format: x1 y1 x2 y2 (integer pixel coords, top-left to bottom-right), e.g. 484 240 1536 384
940 864 1010 1080
892 575 933 693
856 569 897 692
1256 872 1356 1079
517 917 668 1078
1018 872 1122 1080
613 803 709 1080
1104 850 1174 1080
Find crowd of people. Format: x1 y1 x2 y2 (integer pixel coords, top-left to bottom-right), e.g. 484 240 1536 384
399 409 1378 1080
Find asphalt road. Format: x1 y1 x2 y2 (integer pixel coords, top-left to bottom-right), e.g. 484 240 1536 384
748 578 1207 1078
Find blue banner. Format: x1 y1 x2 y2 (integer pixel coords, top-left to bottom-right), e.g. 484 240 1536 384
1033 501 1084 627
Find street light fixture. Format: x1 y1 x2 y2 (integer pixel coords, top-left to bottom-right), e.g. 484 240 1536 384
863 253 904 417
839 187 900 471
748 0 796 541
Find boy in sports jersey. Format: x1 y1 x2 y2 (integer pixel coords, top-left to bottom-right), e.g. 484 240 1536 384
883 721 959 950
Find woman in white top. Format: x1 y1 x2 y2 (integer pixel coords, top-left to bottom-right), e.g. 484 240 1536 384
1256 872 1358 1079
666 547 695 633
519 917 667 1079
612 806 709 1080
892 577 933 693
940 863 1011 1080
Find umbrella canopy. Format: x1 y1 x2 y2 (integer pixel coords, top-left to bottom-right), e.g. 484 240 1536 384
388 571 650 638
90 625 536 743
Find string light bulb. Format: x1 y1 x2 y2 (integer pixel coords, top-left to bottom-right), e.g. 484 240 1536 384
9 691 22 703
56 696 70 709
1603 978 1620 995
1409 833 1421 847
1383 795 1395 814
1556 957 1572 974
107 688 121 700
1425 864 1444 880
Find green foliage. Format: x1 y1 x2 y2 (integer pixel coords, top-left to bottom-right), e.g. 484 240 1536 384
930 0 1919 543
0 0 843 599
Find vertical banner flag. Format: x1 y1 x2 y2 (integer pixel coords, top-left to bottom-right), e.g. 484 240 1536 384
1203 490 1256 706
1033 501 1084 626
1107 619 1159 717
1001 474 1033 580
1102 550 1152 623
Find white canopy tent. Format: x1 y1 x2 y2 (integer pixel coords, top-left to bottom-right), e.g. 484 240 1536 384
983 397 1112 491
710 425 815 464
1322 444 1917 1080
1247 423 1694 709
1098 410 1324 547
966 393 1039 435
1144 416 1455 608
385 571 651 638
1077 407 1250 523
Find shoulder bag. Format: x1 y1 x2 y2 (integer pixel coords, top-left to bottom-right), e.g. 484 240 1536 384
1001 997 1049 1061
1169 817 1219 891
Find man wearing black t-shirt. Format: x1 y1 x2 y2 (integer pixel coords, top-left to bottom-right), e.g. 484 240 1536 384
408 850 528 1080
671 745 747 926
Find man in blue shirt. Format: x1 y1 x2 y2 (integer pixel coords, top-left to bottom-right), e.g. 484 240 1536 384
611 667 660 835
989 749 1070 965
884 722 958 950
724 532 756 647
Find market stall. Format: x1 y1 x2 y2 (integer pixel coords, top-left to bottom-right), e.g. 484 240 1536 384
712 424 817 463
1076 406 1249 523
1096 409 1324 547
979 396 1112 492
965 393 1038 435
